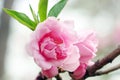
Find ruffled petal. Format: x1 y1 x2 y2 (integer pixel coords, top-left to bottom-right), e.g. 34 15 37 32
76 43 96 63
71 63 87 80
42 66 58 78
34 51 52 70
60 46 80 72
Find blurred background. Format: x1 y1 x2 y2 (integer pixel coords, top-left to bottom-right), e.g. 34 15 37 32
0 0 120 80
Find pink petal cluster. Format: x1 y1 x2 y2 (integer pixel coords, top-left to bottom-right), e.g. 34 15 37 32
71 30 98 79
27 17 98 79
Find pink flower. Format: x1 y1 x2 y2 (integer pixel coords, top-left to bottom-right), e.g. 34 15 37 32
27 17 98 78
71 31 98 79
27 17 80 78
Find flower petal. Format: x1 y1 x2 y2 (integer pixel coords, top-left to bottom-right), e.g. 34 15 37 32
42 66 58 78
72 63 87 79
60 46 80 72
34 51 52 70
76 43 96 63
33 23 50 41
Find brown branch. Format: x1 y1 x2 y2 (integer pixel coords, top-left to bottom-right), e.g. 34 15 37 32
55 74 62 80
95 63 120 76
36 72 47 80
85 46 120 78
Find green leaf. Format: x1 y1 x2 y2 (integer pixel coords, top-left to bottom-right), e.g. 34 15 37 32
48 0 68 17
3 8 37 30
29 4 39 24
38 0 48 22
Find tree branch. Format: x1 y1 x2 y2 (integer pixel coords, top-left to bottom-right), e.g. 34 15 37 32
95 63 120 76
36 72 47 80
85 46 120 78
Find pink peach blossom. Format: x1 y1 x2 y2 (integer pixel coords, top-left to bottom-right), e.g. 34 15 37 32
27 17 98 78
71 31 98 79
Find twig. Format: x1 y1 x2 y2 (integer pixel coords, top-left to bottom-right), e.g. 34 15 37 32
58 68 66 73
36 72 47 80
86 46 120 78
55 74 62 80
95 63 120 76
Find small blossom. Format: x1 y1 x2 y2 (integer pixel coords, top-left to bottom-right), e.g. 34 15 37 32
71 31 98 79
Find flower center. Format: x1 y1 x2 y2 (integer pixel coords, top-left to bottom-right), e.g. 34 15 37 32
39 32 67 61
